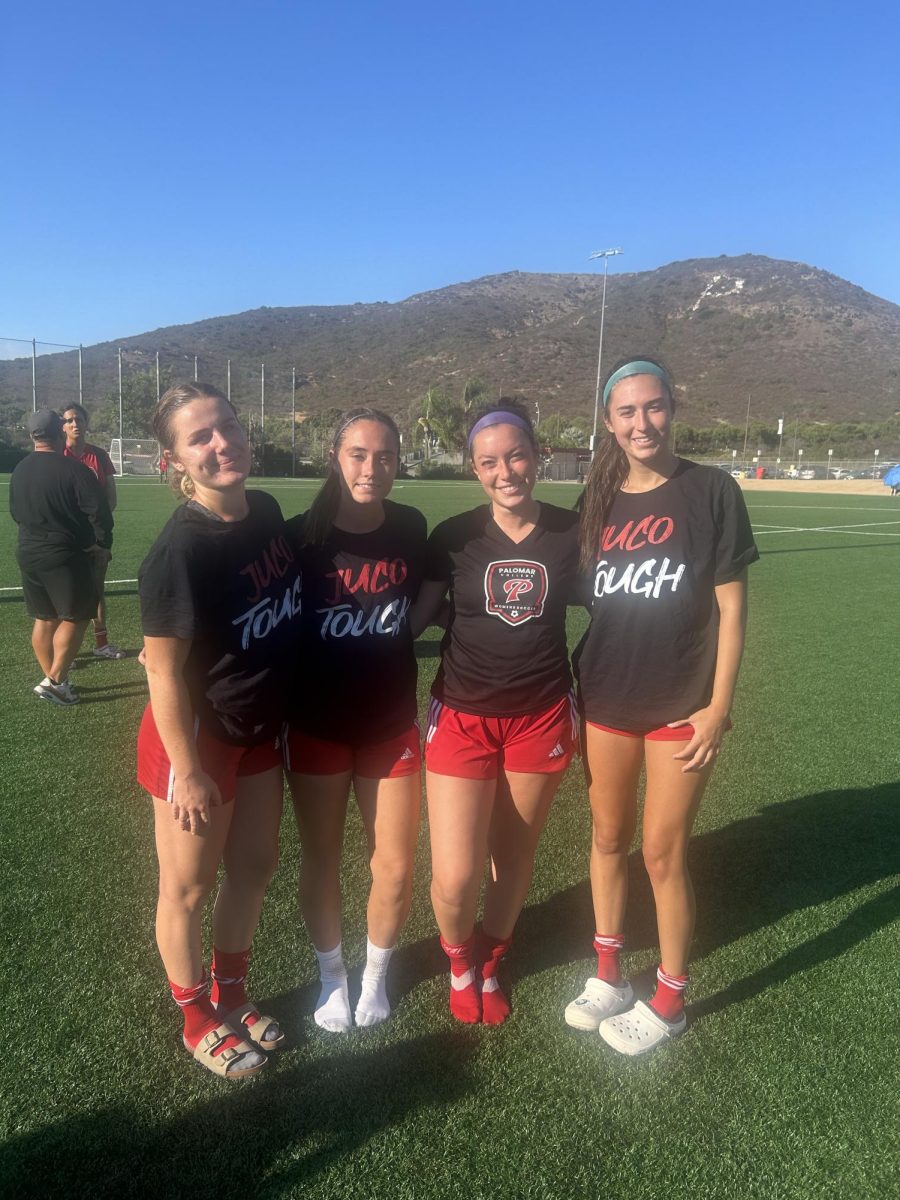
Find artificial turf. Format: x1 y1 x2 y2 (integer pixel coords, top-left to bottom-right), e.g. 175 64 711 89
0 478 897 1199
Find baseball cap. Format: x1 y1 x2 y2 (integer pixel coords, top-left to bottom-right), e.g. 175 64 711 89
27 409 65 439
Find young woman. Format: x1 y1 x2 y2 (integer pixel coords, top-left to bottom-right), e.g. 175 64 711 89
414 402 580 1025
565 358 758 1055
284 408 425 1032
138 382 302 1078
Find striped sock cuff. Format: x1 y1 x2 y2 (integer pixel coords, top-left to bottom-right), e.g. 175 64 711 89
593 933 625 952
657 966 689 992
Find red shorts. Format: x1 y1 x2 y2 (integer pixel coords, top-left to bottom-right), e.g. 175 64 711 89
136 704 282 804
282 723 421 779
586 719 732 741
425 693 577 780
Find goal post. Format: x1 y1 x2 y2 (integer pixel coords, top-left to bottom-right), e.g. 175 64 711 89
109 438 161 476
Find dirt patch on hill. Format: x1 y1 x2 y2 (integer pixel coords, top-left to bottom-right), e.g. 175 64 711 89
736 479 894 497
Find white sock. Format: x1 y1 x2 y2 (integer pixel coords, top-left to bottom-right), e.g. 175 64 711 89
354 937 395 1027
313 942 352 1032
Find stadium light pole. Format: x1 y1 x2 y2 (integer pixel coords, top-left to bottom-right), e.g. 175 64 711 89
589 247 623 454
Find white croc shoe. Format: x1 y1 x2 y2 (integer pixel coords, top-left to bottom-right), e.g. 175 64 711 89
599 1000 687 1056
564 977 634 1031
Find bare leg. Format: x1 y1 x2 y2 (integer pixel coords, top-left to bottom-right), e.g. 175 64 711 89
214 766 284 952
425 770 495 944
287 769 352 951
641 741 712 978
49 618 90 682
288 769 353 1031
153 796 233 987
31 618 58 677
482 769 562 940
582 724 644 939
353 770 421 1024
354 771 421 949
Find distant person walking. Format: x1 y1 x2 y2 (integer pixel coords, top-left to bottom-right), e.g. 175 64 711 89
62 403 125 658
9 409 113 705
566 358 758 1056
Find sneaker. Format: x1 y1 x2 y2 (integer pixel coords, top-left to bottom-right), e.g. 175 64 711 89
33 676 51 696
35 679 80 706
93 643 126 659
564 977 634 1031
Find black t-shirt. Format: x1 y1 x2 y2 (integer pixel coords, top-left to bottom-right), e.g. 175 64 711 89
285 500 426 744
139 490 302 745
574 461 759 731
10 451 113 562
425 503 580 717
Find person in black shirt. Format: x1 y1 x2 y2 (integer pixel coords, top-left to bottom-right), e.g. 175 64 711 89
565 358 758 1056
413 402 580 1025
284 408 425 1032
137 383 301 1079
9 408 112 706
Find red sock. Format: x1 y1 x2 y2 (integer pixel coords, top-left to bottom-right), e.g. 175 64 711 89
210 947 259 1023
593 932 625 985
479 931 512 1026
169 974 241 1055
649 966 688 1020
94 625 108 649
440 934 481 1024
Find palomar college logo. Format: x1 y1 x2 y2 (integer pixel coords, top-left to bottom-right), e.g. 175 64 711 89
484 560 549 626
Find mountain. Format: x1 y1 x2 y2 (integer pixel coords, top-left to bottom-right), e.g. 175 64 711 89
4 255 900 426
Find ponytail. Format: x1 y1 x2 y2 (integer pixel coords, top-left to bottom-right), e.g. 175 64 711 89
578 433 629 570
302 469 343 547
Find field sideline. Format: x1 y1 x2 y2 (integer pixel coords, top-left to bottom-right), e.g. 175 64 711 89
1 478 898 1199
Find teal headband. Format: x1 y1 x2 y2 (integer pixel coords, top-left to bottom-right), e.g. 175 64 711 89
602 360 669 408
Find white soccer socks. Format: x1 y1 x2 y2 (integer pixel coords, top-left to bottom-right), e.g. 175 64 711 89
313 942 352 1032
354 938 395 1027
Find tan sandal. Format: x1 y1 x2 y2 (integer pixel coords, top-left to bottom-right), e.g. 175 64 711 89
215 1004 285 1052
183 1023 268 1078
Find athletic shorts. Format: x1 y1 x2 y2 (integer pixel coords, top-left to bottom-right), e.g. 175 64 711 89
17 548 96 622
425 692 577 780
282 723 421 779
136 704 282 804
586 719 732 741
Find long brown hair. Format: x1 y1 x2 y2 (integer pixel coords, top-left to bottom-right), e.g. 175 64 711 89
302 406 401 546
152 382 238 500
578 357 675 570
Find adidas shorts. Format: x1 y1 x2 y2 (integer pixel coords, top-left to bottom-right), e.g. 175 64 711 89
424 692 577 780
282 723 421 779
137 704 282 804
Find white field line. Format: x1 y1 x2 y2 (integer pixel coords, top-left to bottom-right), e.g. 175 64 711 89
755 523 900 537
748 504 899 514
0 577 139 593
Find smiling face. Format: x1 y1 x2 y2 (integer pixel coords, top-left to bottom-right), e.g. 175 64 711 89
604 373 674 467
167 394 251 495
470 422 537 513
332 418 398 507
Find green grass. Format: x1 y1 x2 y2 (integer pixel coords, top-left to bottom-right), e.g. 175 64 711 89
1 478 898 1199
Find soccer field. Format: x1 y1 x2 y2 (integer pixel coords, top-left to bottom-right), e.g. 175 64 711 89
1 478 898 1200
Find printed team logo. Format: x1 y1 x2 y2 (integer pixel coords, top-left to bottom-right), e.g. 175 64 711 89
483 560 549 626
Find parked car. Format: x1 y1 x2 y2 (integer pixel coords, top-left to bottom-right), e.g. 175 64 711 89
799 469 816 479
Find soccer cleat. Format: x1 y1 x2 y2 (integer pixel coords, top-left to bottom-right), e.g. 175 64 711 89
33 676 51 696
35 679 80 706
93 643 126 659
564 977 634 1031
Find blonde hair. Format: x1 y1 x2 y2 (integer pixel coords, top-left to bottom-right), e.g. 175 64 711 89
152 382 238 500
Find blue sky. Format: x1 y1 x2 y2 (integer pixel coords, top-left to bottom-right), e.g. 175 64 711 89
2 0 899 348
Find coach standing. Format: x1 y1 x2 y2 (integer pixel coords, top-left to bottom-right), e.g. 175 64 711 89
62 401 125 658
9 409 113 706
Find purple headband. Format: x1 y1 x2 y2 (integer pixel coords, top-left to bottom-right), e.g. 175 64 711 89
468 411 533 452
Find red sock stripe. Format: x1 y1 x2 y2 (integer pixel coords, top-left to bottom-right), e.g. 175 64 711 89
440 935 476 973
657 967 689 992
593 933 624 952
169 975 208 1008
